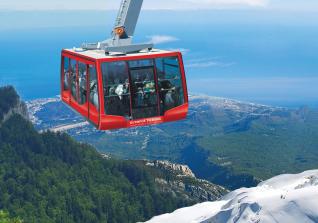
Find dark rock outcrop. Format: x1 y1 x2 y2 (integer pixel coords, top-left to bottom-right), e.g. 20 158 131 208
0 86 29 125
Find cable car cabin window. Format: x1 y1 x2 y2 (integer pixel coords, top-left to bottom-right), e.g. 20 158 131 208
155 57 184 115
78 62 87 105
63 57 70 91
128 59 159 119
89 65 99 109
70 59 77 101
101 61 131 118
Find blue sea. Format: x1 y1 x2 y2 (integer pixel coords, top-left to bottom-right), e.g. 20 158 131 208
1 10 318 107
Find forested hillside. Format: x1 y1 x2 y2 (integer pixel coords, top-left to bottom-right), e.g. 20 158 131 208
0 86 200 223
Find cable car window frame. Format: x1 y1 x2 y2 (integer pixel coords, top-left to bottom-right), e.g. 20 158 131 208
88 65 99 110
63 57 70 91
101 61 132 118
155 56 185 114
78 62 88 105
100 54 186 120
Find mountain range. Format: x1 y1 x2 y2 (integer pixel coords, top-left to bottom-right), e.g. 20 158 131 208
27 94 318 190
2 86 318 222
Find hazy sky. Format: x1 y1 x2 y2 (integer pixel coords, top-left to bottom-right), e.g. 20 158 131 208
1 0 318 11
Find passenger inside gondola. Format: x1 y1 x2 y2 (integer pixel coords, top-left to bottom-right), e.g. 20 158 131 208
102 62 131 118
63 58 70 90
78 62 87 105
155 57 184 114
159 80 175 111
70 60 77 101
130 62 158 119
88 64 99 109
90 80 98 106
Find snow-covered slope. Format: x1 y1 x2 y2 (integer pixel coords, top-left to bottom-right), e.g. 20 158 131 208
145 170 318 223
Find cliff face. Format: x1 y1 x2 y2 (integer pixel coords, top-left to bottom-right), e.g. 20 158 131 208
1 100 29 124
147 160 196 178
0 86 29 125
144 160 228 202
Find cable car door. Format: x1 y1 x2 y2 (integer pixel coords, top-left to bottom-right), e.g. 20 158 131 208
129 60 159 119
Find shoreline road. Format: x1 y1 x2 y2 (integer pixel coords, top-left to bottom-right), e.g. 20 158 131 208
44 122 89 133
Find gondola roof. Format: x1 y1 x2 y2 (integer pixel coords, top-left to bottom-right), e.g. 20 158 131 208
63 48 174 60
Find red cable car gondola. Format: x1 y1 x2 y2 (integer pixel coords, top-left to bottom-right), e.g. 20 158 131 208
60 0 188 130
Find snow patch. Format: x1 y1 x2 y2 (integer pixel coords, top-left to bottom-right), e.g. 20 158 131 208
145 170 318 223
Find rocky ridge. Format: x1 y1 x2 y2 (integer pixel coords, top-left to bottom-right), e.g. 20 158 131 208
143 160 228 202
0 86 29 125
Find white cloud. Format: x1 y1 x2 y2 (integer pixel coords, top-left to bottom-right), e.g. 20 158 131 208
187 58 235 68
166 48 190 54
147 35 179 45
270 0 318 12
